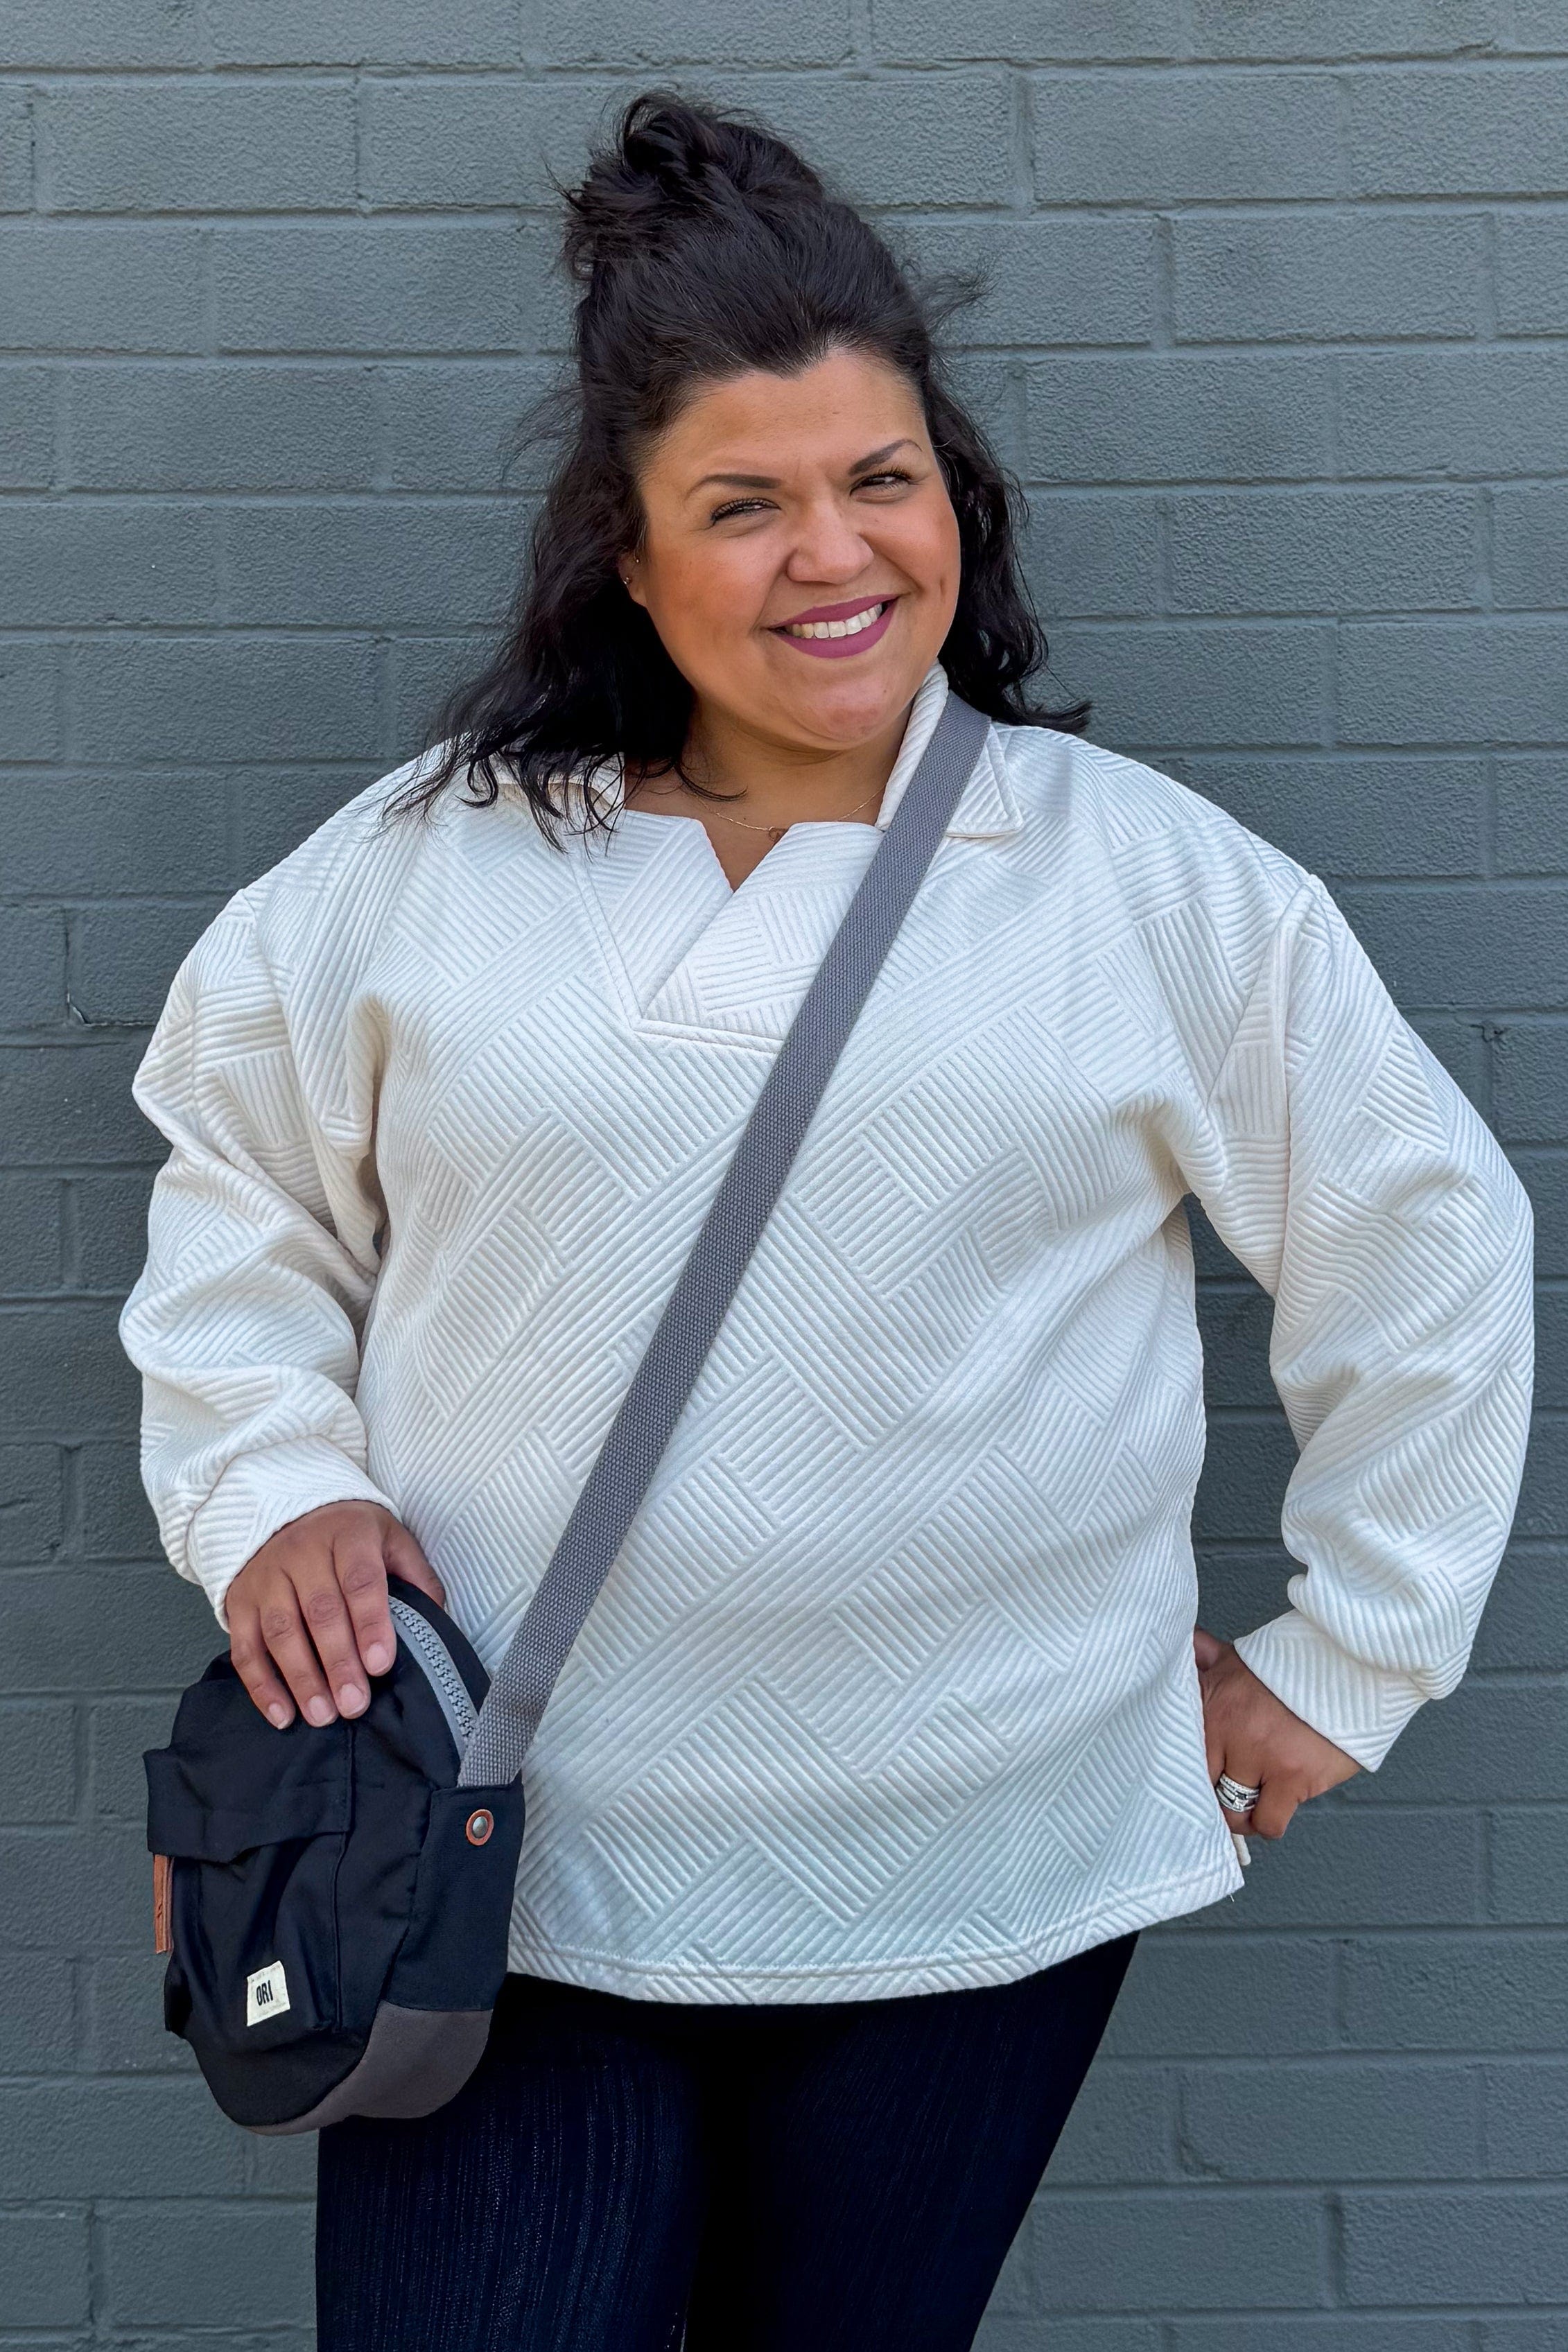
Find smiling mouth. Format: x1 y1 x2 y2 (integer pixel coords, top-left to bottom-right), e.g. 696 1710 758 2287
779 598 891 641
770 597 900 660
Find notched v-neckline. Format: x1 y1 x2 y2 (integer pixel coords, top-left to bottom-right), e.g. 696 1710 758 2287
616 803 883 898
572 807 885 1051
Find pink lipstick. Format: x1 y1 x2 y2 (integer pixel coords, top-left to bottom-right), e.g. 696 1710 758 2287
772 595 898 661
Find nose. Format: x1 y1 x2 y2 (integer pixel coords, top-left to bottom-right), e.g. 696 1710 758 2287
783 495 874 587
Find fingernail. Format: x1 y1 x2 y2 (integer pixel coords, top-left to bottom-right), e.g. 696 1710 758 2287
306 1696 334 1727
338 1684 367 1716
267 1702 293 1730
364 1641 391 1675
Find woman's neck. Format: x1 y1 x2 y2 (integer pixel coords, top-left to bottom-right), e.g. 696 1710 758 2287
622 699 914 889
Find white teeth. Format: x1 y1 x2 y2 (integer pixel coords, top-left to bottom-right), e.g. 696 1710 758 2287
784 601 886 641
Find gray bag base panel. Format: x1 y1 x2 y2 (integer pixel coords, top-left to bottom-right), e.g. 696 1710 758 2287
249 2003 494 2135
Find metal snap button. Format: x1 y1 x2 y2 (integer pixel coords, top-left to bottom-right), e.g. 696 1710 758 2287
465 1809 494 1847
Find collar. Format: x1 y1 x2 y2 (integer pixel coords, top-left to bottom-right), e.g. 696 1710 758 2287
873 665 1020 840
578 665 1021 842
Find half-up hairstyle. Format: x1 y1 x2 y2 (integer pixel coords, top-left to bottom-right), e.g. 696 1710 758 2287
388 93 1087 833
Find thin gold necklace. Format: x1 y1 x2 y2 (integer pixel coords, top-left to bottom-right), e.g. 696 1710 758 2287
652 778 887 844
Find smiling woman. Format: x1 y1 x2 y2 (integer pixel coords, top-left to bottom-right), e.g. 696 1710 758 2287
385 91 1084 880
614 354 961 881
120 88 1535 2352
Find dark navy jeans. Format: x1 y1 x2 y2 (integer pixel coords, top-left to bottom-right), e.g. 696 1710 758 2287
316 1932 1138 2351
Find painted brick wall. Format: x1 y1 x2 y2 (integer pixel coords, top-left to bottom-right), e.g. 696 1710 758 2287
1 4 1563 2344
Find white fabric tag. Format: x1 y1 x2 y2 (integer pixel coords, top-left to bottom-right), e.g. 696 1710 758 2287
246 1960 291 2026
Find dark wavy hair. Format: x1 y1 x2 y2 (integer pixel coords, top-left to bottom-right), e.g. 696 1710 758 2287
387 93 1087 833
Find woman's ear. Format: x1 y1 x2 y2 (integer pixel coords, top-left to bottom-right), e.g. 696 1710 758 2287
619 556 648 611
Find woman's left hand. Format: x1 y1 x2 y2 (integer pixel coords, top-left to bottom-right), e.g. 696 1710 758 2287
1194 1625 1362 1839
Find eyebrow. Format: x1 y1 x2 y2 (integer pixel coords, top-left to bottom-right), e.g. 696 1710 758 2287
689 437 919 494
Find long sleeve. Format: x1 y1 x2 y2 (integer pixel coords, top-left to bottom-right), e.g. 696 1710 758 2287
119 890 399 1628
1190 872 1535 1770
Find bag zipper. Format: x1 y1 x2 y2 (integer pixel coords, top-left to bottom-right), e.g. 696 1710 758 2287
387 1597 480 1761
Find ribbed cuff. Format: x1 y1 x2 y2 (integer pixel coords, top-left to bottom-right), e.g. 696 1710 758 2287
1231 1608 1430 1773
184 1437 401 1630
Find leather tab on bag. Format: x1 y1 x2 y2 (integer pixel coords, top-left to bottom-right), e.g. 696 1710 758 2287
153 1854 172 1955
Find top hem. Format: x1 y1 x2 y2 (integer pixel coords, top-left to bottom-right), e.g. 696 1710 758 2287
503 1849 1246 2006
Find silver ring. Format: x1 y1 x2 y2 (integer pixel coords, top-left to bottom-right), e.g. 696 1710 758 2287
1215 1772 1262 1813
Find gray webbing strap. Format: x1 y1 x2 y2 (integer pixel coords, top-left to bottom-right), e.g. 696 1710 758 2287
457 692 991 1789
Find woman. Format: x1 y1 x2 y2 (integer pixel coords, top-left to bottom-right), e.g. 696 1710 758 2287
121 94 1534 2351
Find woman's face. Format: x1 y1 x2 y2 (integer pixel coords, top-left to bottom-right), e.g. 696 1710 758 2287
622 347 962 758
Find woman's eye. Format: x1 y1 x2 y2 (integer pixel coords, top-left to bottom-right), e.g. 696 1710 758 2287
708 469 916 523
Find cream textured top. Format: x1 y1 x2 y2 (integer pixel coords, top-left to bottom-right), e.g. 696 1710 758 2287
121 666 1535 2002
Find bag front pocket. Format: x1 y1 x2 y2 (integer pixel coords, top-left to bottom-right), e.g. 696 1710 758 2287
146 1678 353 2060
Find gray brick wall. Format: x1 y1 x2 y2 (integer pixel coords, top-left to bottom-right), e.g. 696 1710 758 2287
1 3 1562 2342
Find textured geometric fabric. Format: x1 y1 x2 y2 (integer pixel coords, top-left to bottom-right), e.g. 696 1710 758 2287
119 665 1535 2003
460 695 988 1791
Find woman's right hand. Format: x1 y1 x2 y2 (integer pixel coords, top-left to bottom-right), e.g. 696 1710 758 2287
225 1502 446 1731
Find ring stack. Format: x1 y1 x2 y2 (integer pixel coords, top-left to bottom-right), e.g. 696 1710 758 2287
1215 1771 1262 1813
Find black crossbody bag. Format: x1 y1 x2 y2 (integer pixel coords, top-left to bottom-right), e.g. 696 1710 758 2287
143 695 992 2134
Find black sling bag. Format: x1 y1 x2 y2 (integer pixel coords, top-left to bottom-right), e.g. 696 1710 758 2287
143 695 992 2134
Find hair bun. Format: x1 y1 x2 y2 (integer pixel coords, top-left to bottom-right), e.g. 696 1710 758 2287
564 94 826 280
